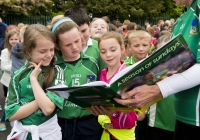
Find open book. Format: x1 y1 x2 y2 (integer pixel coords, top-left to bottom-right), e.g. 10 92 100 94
47 34 196 113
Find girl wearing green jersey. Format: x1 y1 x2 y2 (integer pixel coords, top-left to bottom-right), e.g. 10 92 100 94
5 24 64 140
51 18 102 140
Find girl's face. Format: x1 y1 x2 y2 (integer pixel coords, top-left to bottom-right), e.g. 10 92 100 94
9 34 19 46
128 37 151 62
58 28 82 61
99 38 124 67
29 37 55 66
90 19 108 39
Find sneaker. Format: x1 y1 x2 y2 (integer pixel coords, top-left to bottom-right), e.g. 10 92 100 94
0 123 6 131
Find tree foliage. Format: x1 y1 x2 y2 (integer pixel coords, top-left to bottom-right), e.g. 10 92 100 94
0 0 52 16
0 0 184 19
52 0 184 20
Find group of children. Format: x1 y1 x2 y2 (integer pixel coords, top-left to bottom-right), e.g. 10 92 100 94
0 7 175 140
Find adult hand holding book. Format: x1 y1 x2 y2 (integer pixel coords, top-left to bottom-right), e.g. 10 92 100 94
47 34 196 113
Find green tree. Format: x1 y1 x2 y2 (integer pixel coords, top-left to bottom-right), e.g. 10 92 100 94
52 0 183 20
0 0 52 16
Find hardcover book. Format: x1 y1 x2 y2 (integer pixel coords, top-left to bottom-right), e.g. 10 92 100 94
47 34 196 113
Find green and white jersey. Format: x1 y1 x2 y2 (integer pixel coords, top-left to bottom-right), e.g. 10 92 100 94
83 38 106 70
147 95 176 131
171 0 200 126
125 56 176 131
5 62 64 126
124 56 136 67
55 52 99 119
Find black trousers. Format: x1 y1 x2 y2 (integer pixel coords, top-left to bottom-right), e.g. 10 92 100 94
58 115 102 140
174 120 200 140
147 126 174 140
135 117 148 140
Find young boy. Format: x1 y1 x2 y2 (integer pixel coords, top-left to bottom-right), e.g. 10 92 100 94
124 30 152 140
124 30 152 65
64 7 106 70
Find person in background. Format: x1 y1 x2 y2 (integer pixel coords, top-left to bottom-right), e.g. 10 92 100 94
108 23 117 32
147 34 176 140
144 20 151 29
17 23 24 30
0 30 20 132
102 16 110 24
115 21 123 34
10 25 28 75
122 19 130 35
170 18 175 26
90 18 109 41
0 18 7 44
0 25 17 54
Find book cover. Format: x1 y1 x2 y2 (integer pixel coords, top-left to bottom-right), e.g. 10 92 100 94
47 34 196 112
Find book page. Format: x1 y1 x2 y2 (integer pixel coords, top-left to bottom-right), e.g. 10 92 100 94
47 81 109 91
47 84 68 90
80 81 109 87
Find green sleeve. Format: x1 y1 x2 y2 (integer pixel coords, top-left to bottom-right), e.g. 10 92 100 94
5 76 21 121
46 91 64 110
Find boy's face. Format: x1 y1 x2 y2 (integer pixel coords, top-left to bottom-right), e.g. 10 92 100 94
79 23 90 49
128 37 151 62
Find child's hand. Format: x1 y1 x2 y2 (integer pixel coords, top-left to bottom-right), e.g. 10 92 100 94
137 113 146 121
91 106 115 116
29 61 43 81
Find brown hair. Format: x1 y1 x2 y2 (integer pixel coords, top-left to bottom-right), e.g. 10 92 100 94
19 25 28 42
98 31 124 48
156 34 171 48
102 16 110 24
127 22 137 30
50 17 79 52
4 30 19 57
22 24 56 89
146 27 155 37
123 19 130 26
91 18 109 31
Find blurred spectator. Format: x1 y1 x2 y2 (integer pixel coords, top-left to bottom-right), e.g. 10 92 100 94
0 18 7 44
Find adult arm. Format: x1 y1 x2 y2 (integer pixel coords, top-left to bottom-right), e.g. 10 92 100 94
114 63 200 108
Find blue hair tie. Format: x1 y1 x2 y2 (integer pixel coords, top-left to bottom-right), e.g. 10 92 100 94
51 18 73 33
